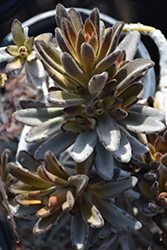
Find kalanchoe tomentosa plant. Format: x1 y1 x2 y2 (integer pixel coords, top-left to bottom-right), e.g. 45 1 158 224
13 4 165 179
0 2 167 250
7 150 141 249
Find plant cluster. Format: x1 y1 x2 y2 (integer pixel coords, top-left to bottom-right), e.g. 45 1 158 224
0 3 167 250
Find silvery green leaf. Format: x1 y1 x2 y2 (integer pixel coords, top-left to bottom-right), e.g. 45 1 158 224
33 208 63 234
68 175 89 197
6 57 24 72
110 21 124 53
118 111 165 134
37 165 70 187
26 59 45 78
96 113 121 152
89 7 100 36
71 130 97 163
25 115 67 143
24 62 43 88
11 19 26 47
114 59 155 92
19 100 50 109
71 209 89 250
120 127 148 153
80 42 95 76
68 8 83 32
0 47 13 63
35 132 78 160
35 40 65 74
17 150 41 172
117 31 140 61
113 131 132 163
97 27 113 62
93 50 122 75
130 104 165 122
55 3 70 28
94 197 141 231
7 162 51 189
88 72 108 94
47 90 85 107
44 150 70 179
90 176 138 198
13 108 63 126
81 194 104 228
95 141 114 181
61 52 89 86
76 151 95 175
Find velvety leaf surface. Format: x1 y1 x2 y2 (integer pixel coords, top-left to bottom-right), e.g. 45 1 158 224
95 141 114 180
96 113 121 152
94 197 141 231
90 176 138 198
71 209 89 250
71 130 97 163
13 108 63 126
35 132 78 160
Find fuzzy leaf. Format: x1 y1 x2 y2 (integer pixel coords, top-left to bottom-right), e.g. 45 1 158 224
118 111 165 134
13 108 63 126
17 150 41 172
113 131 132 163
96 113 121 152
35 132 78 160
88 72 108 94
7 163 52 189
47 90 85 107
6 45 19 56
114 59 154 92
80 42 95 76
110 21 124 53
11 19 26 47
94 197 141 231
61 52 89 86
120 127 148 153
93 50 122 75
71 209 89 250
90 176 138 198
26 59 45 78
15 193 42 206
95 141 114 180
117 31 140 61
44 150 70 179
81 194 104 228
33 208 63 234
37 165 70 187
71 130 97 163
62 190 75 212
25 115 67 143
68 174 89 197
68 8 83 32
6 57 24 72
97 27 113 62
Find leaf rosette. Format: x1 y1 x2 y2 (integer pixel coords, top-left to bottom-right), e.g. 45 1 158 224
13 4 165 174
8 150 140 250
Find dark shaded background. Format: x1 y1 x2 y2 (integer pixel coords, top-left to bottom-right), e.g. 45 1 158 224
0 0 167 73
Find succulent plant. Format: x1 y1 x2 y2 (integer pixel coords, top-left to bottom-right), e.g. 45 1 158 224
7 149 141 249
13 4 165 179
0 19 52 88
1 2 167 250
